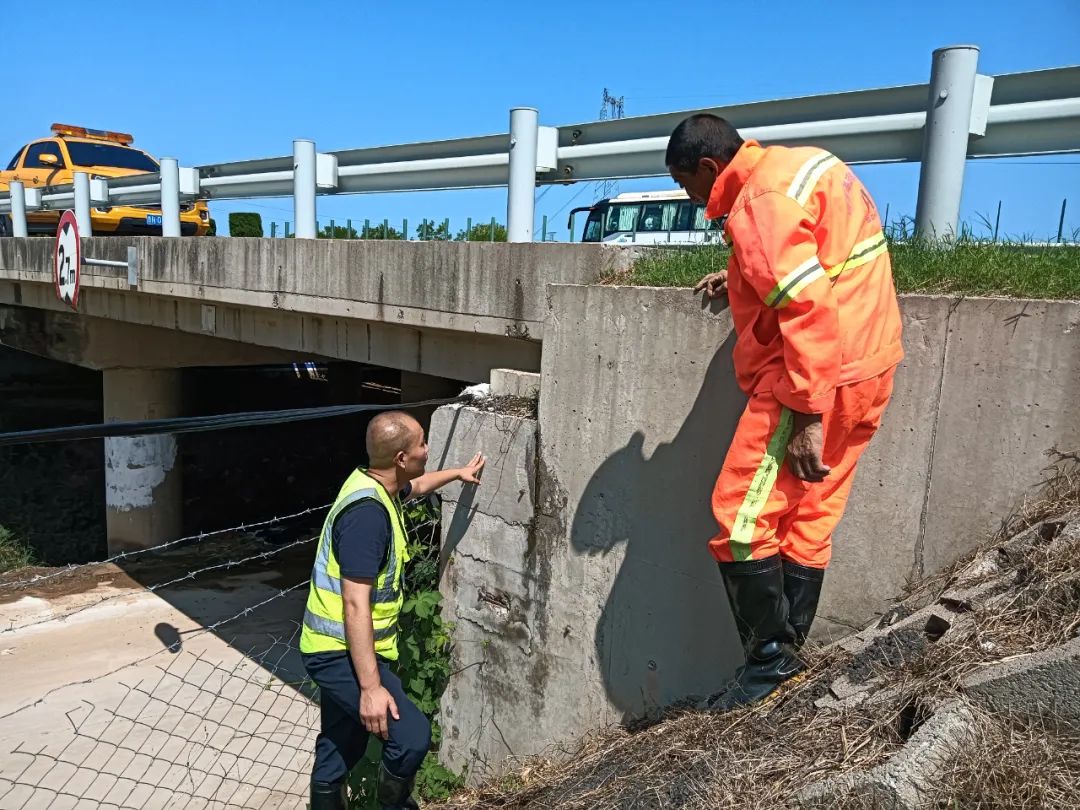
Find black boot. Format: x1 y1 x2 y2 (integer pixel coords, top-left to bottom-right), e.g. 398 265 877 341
377 762 420 810
310 780 347 810
782 557 825 647
708 555 803 711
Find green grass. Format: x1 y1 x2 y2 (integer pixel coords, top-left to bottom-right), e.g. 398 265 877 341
0 525 36 574
607 240 1080 300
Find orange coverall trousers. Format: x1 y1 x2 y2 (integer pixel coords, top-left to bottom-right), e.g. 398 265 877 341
709 366 896 569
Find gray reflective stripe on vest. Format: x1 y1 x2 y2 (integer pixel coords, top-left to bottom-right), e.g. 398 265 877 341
312 566 341 596
313 569 397 603
303 608 397 643
304 608 345 641
374 622 398 641
372 585 399 604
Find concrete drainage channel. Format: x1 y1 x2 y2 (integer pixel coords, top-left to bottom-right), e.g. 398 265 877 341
796 513 1080 809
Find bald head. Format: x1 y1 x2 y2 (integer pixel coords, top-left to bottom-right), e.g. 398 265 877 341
366 411 423 469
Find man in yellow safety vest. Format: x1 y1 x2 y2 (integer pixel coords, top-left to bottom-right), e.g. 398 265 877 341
300 410 484 810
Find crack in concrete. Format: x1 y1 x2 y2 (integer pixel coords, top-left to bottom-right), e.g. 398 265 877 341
452 550 531 579
440 502 535 531
912 301 955 583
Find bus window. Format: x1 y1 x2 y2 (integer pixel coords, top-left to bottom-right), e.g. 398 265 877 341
582 210 604 242
673 202 695 231
640 203 666 231
606 204 640 234
693 204 708 230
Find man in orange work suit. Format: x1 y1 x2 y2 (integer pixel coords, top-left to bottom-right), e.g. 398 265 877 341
666 114 904 710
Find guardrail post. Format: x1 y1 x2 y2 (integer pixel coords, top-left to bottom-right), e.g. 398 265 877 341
915 45 980 244
293 139 317 239
507 107 539 243
159 158 181 237
74 172 93 236
9 181 28 237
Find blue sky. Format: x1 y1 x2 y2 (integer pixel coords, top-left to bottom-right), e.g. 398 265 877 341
4 0 1079 240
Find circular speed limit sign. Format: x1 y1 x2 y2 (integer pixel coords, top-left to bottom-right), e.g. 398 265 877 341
54 210 81 311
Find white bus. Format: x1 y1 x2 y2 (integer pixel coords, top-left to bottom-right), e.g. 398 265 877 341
569 190 724 245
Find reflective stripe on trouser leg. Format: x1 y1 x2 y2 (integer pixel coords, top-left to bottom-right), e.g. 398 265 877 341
728 408 793 561
710 391 796 564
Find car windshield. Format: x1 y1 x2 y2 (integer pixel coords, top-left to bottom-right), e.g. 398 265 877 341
65 142 159 172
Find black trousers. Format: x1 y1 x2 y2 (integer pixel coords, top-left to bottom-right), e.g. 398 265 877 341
303 652 432 785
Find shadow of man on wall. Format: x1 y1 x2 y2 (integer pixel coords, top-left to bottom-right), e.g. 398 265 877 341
568 316 747 722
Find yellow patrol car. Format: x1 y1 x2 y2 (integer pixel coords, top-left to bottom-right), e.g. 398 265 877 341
0 124 210 236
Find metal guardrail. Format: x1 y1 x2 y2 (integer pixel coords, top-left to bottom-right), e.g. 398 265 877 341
1 46 1078 243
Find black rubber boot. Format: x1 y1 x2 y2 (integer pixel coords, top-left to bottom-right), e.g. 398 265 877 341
309 780 347 810
782 557 825 647
708 555 803 711
377 762 420 809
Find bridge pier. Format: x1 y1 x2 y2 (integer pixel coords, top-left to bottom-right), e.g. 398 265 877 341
103 368 183 555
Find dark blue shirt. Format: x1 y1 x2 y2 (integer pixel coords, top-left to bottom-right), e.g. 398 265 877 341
331 481 411 580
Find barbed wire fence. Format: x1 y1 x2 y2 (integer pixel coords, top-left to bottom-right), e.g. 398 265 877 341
0 504 441 810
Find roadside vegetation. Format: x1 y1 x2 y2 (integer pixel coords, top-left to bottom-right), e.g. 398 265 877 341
607 228 1080 300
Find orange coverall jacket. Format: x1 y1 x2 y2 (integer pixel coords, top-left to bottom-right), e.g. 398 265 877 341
706 140 903 414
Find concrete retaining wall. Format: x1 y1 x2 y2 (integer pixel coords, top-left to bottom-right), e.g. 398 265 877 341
429 288 1080 779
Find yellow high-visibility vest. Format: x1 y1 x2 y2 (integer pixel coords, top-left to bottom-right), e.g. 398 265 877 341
300 469 409 660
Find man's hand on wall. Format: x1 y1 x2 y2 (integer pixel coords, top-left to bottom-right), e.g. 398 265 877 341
693 270 728 298
459 453 486 485
787 412 830 482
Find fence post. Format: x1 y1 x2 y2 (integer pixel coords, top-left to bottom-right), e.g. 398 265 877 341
159 158 181 237
9 181 27 237
293 139 317 239
466 217 472 240
507 107 538 242
568 212 576 243
285 221 291 238
330 218 335 239
490 216 496 242
1058 198 1068 243
993 200 1001 242
74 172 93 236
271 222 277 238
542 215 548 241
914 45 980 244
347 218 352 238
403 218 408 240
